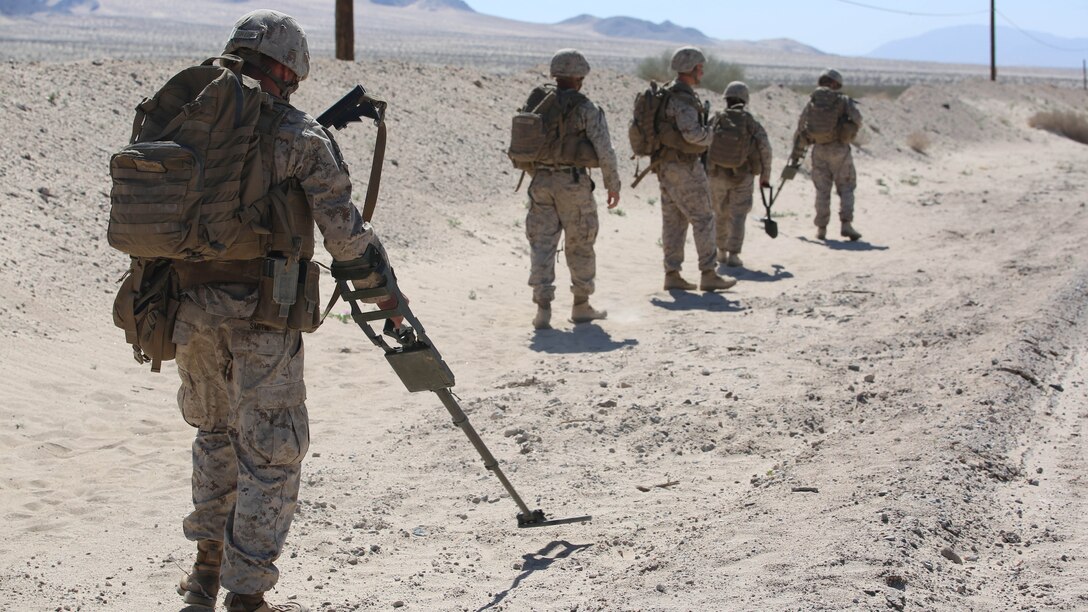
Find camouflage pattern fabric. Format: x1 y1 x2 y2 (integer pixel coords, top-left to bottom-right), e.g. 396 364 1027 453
708 170 754 255
657 158 717 273
174 298 306 595
811 141 857 227
708 115 771 254
173 97 379 593
571 97 621 194
526 169 600 304
656 86 716 273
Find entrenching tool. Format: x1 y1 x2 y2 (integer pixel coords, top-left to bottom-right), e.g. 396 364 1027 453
319 86 592 529
759 184 779 239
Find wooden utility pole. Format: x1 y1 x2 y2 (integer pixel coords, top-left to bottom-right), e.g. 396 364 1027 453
990 0 996 81
336 0 354 61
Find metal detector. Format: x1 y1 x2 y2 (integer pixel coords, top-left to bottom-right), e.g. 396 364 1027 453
317 85 591 529
330 272 593 528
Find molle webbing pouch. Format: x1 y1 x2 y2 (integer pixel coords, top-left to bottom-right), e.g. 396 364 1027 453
251 258 322 332
108 57 269 261
112 258 180 373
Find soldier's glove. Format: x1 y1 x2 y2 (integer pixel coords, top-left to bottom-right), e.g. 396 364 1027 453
331 244 388 284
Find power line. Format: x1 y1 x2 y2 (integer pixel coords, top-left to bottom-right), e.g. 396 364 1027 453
832 0 987 17
995 9 1088 53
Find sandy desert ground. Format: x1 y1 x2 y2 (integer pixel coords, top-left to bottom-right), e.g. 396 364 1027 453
1 10 1088 612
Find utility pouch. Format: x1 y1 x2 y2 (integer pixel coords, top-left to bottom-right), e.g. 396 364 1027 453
112 258 179 372
253 258 322 332
271 255 299 318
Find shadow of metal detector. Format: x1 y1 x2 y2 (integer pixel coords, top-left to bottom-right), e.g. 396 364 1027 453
318 85 591 529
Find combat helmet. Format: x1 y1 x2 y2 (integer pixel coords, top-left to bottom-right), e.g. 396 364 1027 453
819 68 843 88
225 9 311 90
550 49 591 78
724 81 749 105
671 46 706 74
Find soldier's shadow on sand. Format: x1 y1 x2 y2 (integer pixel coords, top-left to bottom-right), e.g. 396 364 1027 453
798 236 890 252
650 290 746 313
477 540 594 611
530 322 638 354
721 263 795 283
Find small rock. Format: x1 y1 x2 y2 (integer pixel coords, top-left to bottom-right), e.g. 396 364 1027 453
1028 479 1039 486
1001 531 1022 544
941 547 963 564
597 399 617 408
701 443 716 452
655 584 666 593
392 601 405 608
848 364 861 372
1049 383 1064 392
864 374 876 383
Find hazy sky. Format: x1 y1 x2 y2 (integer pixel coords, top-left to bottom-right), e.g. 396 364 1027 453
462 0 1088 57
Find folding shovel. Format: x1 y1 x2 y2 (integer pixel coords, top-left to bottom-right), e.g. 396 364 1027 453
759 184 779 239
320 85 591 529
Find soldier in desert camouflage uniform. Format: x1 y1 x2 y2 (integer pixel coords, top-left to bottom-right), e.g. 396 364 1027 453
172 10 395 612
789 68 864 241
708 81 773 268
524 49 621 330
655 47 735 292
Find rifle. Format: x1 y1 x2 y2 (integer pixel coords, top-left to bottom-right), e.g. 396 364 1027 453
320 87 592 529
317 85 388 223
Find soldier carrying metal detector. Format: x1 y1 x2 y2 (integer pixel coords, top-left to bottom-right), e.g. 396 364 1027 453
318 86 593 529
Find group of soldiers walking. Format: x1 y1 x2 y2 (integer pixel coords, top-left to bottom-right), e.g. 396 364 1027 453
518 46 864 329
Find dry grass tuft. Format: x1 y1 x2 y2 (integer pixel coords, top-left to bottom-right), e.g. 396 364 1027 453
1028 111 1088 145
907 131 932 154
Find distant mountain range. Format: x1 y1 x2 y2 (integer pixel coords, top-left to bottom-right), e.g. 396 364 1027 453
372 0 474 10
0 0 98 14
559 14 714 45
869 25 1088 69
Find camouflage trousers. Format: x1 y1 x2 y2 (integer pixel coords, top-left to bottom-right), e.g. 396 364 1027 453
708 168 754 255
811 142 857 227
525 168 600 305
657 158 717 273
173 291 308 595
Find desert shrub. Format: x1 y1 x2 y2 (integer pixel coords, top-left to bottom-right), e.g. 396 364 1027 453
907 131 931 154
635 51 744 94
1028 111 1088 145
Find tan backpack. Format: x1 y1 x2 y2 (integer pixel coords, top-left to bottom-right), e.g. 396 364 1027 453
508 85 598 172
803 87 849 145
107 55 298 261
707 108 757 170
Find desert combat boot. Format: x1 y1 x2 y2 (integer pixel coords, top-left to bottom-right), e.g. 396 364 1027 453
664 271 697 291
816 226 827 240
571 298 607 323
532 303 552 330
224 592 309 612
700 270 737 292
840 222 862 241
724 252 744 268
177 539 222 609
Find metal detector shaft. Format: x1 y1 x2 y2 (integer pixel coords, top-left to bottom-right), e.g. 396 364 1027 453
330 270 591 528
434 388 533 517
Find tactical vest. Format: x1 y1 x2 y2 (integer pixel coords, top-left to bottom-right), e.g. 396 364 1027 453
804 87 848 145
657 81 709 156
171 100 315 290
509 85 599 169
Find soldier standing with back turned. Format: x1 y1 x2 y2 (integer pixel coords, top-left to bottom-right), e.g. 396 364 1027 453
656 46 735 292
523 49 621 330
788 68 864 242
707 81 772 268
170 10 398 612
